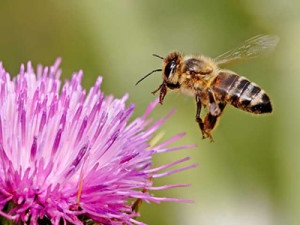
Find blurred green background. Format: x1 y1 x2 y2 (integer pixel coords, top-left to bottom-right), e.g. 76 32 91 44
0 1 299 224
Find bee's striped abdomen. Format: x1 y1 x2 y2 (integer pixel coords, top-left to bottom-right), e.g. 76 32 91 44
212 71 272 114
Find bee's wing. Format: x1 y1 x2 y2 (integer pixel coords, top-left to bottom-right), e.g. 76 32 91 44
214 34 279 65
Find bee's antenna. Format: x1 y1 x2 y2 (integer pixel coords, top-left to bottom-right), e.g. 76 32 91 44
152 54 164 60
135 69 162 86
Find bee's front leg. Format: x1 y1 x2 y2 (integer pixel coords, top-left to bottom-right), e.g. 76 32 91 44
152 82 167 104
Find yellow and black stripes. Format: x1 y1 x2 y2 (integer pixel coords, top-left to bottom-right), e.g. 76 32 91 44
212 71 272 114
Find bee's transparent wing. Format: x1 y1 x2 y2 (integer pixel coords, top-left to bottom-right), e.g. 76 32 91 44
214 34 279 65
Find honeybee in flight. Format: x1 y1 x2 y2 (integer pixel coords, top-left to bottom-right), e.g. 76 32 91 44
136 35 279 142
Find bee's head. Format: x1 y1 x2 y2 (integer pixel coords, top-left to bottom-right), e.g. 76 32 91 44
135 52 181 86
162 52 181 83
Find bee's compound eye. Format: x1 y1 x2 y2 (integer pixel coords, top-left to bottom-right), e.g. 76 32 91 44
164 60 177 78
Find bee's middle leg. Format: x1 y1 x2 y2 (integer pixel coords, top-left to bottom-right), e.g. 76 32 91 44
195 94 207 139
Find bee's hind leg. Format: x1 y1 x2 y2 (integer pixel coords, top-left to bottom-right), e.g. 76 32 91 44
203 102 226 142
196 88 227 142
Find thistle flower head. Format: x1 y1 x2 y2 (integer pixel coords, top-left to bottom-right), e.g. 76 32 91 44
0 59 196 225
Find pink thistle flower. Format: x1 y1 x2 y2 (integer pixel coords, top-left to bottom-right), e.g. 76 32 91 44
0 59 197 225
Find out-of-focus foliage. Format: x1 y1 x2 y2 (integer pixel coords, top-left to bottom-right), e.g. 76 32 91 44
0 1 299 224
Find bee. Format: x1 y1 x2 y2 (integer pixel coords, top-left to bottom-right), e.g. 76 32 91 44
136 35 279 142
